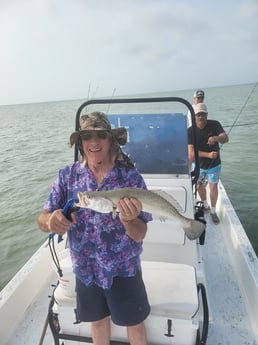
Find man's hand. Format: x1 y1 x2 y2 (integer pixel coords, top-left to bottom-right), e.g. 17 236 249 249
118 197 142 222
208 151 219 159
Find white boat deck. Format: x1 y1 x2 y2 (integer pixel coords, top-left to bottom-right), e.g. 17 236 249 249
3 189 258 344
203 213 257 344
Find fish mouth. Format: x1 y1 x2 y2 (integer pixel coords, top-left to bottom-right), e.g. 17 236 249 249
77 193 90 207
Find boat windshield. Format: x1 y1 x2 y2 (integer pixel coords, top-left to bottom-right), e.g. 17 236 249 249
108 113 188 175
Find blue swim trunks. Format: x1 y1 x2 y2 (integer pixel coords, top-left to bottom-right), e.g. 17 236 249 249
198 164 221 184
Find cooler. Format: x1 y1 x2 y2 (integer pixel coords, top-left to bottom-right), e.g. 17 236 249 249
51 252 199 345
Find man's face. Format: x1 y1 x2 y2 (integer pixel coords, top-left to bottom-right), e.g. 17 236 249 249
195 112 207 128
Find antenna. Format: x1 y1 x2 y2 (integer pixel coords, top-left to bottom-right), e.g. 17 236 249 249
106 88 116 114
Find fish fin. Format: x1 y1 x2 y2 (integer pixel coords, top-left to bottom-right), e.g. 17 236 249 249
183 219 205 240
112 207 117 219
150 189 183 213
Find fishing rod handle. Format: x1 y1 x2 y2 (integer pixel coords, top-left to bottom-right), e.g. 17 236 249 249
49 198 79 243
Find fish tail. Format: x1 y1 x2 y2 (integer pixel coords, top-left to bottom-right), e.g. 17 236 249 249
183 219 205 240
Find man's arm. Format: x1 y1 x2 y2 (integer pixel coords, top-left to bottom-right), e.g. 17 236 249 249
188 144 195 168
207 131 229 145
198 150 219 159
213 120 229 144
120 218 147 243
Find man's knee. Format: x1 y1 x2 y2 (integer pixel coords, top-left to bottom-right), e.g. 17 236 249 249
197 182 205 191
209 182 218 192
127 322 147 345
91 316 110 330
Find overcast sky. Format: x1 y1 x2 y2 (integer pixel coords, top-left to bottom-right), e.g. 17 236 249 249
0 0 257 105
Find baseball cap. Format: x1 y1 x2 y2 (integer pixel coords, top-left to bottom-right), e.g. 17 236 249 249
194 90 205 98
194 103 208 115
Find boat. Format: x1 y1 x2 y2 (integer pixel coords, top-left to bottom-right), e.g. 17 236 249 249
0 96 257 345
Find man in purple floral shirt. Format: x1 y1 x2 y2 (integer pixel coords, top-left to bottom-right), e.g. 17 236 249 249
38 112 152 345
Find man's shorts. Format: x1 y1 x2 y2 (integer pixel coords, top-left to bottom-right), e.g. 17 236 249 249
76 270 151 326
197 164 221 185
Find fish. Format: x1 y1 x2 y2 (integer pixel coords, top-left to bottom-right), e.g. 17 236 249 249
76 188 205 240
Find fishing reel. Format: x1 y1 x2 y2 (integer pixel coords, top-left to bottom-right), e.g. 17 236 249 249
200 176 208 187
194 201 206 245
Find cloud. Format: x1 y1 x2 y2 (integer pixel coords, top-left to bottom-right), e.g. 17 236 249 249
0 0 257 104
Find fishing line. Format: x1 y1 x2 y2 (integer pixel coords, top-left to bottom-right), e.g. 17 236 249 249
226 82 257 138
219 82 257 154
223 121 258 128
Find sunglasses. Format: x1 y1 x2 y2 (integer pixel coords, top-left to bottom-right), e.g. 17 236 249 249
80 130 110 141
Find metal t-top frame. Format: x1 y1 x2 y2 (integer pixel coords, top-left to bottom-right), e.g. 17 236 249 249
73 96 199 184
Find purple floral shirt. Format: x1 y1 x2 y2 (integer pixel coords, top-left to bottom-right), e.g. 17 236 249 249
44 161 152 289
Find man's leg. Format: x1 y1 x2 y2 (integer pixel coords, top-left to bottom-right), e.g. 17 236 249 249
197 182 207 202
209 182 218 209
91 316 111 345
209 182 220 223
196 169 210 208
127 321 147 345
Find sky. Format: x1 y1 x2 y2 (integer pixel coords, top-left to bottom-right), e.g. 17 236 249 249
0 0 257 105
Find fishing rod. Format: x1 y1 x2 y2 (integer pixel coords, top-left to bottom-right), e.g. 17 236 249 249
106 87 117 114
87 81 91 100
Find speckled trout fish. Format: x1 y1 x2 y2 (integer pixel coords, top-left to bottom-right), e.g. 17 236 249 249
76 188 205 240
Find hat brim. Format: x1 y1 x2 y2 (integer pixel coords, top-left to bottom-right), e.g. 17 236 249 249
69 127 127 146
195 111 208 115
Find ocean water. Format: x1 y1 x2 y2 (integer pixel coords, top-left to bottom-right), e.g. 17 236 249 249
0 83 257 290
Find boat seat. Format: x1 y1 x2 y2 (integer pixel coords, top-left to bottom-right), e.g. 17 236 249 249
54 260 199 321
144 186 188 246
52 256 200 344
142 261 198 319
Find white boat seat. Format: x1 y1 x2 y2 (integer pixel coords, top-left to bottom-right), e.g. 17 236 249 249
54 260 199 321
142 261 198 319
144 186 188 246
